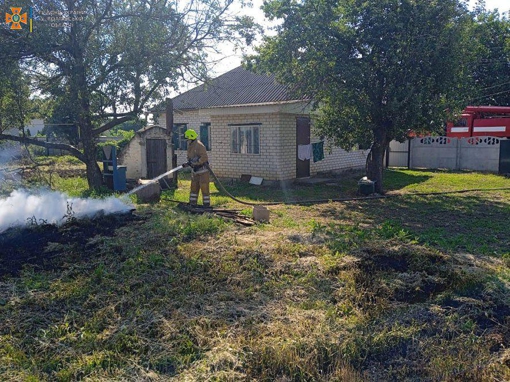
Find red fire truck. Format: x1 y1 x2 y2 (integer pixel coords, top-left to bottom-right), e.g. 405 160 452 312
446 106 510 138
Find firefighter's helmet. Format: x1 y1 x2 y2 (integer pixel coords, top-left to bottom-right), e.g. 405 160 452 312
184 129 198 140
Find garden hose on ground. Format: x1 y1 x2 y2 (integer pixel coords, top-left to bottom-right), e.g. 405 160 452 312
202 164 510 207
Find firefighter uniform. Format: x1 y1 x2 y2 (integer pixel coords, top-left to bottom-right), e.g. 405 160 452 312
184 130 210 207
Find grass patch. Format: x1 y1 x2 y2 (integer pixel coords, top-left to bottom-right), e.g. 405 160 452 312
1 160 510 380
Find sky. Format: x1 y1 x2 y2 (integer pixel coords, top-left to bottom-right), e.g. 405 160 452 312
210 0 510 77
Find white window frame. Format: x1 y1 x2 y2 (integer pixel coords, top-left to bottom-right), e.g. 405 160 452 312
173 123 188 150
230 124 260 155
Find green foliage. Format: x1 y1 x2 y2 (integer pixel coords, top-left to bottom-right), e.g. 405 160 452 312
80 186 115 199
96 129 135 160
503 253 510 267
2 0 258 189
55 155 83 165
0 62 30 134
51 177 89 197
155 211 227 242
251 0 473 192
467 8 510 106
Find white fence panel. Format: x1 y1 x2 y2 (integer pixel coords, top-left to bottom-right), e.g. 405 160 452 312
458 137 501 172
410 136 458 170
387 137 502 172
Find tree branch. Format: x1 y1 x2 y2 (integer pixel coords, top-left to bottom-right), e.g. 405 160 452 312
0 134 85 162
92 115 135 136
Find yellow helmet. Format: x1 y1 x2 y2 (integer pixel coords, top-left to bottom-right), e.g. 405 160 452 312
184 129 198 140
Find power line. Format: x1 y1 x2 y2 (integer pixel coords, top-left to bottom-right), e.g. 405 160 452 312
471 88 510 101
478 81 510 91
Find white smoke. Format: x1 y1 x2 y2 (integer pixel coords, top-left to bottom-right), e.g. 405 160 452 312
0 189 134 233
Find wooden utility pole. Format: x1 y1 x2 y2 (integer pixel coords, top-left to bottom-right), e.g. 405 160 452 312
165 97 178 186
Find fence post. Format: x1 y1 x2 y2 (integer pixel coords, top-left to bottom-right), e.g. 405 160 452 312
455 138 461 170
407 139 411 169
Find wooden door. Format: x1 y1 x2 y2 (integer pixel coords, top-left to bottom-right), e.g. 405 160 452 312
296 117 311 178
146 139 167 179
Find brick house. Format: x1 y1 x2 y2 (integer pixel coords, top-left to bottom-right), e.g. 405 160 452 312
156 66 369 182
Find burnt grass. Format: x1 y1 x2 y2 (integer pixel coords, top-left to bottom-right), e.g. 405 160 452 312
0 211 144 279
336 244 510 379
1 166 509 380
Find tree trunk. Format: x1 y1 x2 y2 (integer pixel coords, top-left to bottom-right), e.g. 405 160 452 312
85 151 103 190
366 129 388 194
80 122 103 190
74 55 104 190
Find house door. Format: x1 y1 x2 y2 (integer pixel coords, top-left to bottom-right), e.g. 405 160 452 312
146 139 167 178
296 117 311 178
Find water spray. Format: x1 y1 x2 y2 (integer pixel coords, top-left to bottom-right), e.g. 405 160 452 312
123 165 183 198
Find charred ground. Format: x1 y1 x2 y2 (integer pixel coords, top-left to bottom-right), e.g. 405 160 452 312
0 211 144 278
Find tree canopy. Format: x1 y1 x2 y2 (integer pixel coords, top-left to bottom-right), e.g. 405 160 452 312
249 0 477 193
1 0 255 189
0 61 30 136
467 7 510 106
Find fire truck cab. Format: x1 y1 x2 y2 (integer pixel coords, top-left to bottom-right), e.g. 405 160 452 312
446 106 510 138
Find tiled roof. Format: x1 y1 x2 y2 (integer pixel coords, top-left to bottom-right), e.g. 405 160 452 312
172 66 301 110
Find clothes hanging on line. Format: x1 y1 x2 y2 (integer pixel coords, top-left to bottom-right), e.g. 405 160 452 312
297 144 312 161
312 141 324 162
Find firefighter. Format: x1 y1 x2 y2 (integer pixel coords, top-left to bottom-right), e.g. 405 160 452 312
182 129 211 208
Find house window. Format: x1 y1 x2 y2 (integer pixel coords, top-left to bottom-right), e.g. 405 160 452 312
231 124 260 154
172 123 188 150
200 123 211 151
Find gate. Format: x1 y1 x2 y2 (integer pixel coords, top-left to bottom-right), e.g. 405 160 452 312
499 140 510 174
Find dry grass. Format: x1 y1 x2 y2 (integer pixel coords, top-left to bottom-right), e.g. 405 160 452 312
1 163 510 381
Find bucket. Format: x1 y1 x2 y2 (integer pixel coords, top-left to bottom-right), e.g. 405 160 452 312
252 205 270 223
358 178 375 195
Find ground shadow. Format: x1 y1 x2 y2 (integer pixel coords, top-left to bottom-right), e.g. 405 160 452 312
383 168 432 191
326 191 510 256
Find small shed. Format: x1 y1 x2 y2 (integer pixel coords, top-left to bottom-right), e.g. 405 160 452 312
118 125 174 182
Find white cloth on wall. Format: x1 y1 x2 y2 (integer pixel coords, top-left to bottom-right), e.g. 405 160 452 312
298 144 312 161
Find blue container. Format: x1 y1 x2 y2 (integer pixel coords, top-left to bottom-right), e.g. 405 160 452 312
114 166 127 191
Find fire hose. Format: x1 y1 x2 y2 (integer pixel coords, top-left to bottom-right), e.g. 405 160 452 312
203 164 510 207
128 163 510 224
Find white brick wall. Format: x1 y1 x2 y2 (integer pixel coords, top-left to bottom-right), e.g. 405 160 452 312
311 140 370 175
157 109 369 180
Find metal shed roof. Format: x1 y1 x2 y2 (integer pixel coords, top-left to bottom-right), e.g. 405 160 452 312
172 66 302 110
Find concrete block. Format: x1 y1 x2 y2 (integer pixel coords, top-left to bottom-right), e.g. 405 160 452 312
253 205 270 223
134 181 161 203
